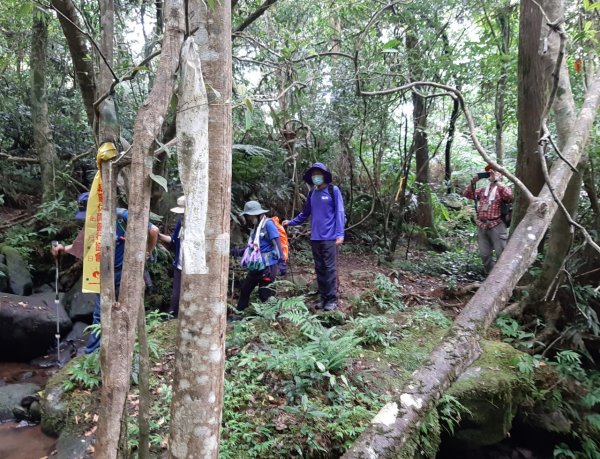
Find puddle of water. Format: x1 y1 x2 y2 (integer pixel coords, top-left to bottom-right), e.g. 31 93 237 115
0 362 57 386
0 422 56 459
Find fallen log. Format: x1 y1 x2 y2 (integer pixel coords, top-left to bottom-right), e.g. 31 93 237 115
342 71 600 458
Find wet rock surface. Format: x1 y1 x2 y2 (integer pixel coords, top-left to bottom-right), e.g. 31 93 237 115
0 246 33 296
0 382 40 421
0 292 72 361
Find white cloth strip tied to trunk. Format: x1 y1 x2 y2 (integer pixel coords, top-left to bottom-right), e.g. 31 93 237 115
177 37 209 275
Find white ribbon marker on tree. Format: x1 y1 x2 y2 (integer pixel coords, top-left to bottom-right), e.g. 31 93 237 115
177 37 209 274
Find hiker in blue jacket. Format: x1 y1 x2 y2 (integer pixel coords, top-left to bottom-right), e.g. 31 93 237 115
234 200 284 313
283 162 345 311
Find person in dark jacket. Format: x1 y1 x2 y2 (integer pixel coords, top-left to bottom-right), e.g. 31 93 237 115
283 162 345 311
52 192 159 353
158 195 185 318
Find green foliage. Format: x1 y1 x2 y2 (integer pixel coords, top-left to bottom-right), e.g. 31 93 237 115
3 192 74 261
412 306 452 328
355 274 405 314
437 394 471 435
348 314 398 347
495 315 538 348
63 352 101 392
555 350 586 381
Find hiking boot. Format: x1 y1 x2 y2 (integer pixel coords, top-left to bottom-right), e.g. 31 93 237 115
315 300 326 310
323 301 337 311
227 314 242 323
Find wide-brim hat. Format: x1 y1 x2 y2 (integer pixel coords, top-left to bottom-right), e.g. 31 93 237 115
241 200 269 216
302 162 332 185
170 196 185 214
75 192 90 220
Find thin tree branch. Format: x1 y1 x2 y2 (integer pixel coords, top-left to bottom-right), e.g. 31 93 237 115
361 81 535 203
548 135 578 172
46 0 119 82
0 152 39 163
233 0 280 37
94 50 162 109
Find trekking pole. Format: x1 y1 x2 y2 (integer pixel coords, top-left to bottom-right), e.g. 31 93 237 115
51 241 61 367
230 265 235 303
285 226 295 283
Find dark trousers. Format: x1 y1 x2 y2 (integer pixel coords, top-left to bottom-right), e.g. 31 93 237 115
170 268 182 317
237 264 277 311
85 267 122 354
311 240 337 305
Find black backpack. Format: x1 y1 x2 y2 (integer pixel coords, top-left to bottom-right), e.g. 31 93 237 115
500 200 513 227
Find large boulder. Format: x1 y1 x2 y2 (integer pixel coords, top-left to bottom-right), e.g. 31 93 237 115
62 277 95 323
0 262 8 293
1 246 33 296
0 382 40 421
444 341 532 449
0 292 72 361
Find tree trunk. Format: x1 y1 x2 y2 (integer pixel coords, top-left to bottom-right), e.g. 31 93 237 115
137 302 151 459
494 6 512 166
512 0 547 228
95 1 185 457
531 0 579 300
168 1 232 456
412 89 434 230
583 163 600 232
444 93 460 193
342 71 600 459
406 30 434 231
31 9 59 202
51 0 96 128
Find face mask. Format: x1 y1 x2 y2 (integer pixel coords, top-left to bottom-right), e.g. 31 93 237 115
312 175 324 186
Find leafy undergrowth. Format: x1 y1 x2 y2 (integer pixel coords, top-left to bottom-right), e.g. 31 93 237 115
49 246 600 458
54 271 455 458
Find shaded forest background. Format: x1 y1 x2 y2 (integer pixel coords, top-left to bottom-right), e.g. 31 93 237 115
0 0 599 457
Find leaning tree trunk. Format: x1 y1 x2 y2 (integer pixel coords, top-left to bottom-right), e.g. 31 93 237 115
95 1 185 458
168 0 232 456
31 8 59 202
51 0 96 127
342 71 600 459
531 0 580 301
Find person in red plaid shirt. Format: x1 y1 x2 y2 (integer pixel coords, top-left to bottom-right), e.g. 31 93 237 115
463 167 513 274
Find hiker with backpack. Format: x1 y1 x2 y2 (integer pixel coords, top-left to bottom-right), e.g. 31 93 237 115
51 192 159 353
283 162 345 311
463 166 513 274
232 200 284 315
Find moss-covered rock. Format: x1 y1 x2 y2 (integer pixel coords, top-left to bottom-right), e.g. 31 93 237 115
445 340 532 448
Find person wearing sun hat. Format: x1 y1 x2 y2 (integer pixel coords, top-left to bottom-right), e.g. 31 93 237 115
52 192 159 352
232 200 284 314
463 165 513 274
158 196 185 317
283 162 345 312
